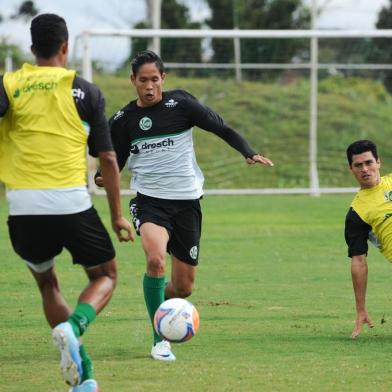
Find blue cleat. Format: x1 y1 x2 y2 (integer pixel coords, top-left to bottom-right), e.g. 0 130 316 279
69 379 99 392
52 322 83 387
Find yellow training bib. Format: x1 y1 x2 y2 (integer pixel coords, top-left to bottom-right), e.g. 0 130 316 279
0 63 88 189
351 174 392 261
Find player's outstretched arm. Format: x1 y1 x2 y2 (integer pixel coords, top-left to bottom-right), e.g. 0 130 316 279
246 154 274 167
98 151 134 242
351 254 373 338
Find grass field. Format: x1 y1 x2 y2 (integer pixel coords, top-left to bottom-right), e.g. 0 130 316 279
2 194 392 391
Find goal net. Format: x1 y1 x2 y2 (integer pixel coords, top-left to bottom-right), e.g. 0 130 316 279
73 28 392 195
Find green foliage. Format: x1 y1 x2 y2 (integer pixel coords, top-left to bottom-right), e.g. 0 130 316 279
205 0 310 78
128 0 202 75
204 0 234 65
374 0 392 93
3 194 392 391
10 0 38 21
0 39 28 69
94 72 392 189
0 1 38 68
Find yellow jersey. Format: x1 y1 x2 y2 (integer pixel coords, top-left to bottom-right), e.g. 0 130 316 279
0 63 88 189
351 174 392 261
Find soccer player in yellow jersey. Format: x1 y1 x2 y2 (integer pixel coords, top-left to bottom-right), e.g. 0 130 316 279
344 139 392 339
0 14 133 391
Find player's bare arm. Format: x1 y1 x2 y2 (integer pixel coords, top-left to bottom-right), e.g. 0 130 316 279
98 151 134 242
351 254 373 338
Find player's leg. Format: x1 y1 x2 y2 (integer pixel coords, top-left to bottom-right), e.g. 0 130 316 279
8 214 83 385
60 207 117 389
64 259 117 390
165 198 201 299
129 194 175 357
140 222 169 344
165 256 196 299
29 264 71 327
140 223 177 361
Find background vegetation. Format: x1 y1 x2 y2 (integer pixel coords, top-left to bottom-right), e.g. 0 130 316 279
94 72 392 190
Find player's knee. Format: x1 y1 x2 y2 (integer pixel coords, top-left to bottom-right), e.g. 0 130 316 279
146 253 166 275
174 284 193 298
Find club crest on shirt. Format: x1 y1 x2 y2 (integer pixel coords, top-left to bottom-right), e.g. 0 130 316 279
189 246 198 260
384 190 392 201
139 116 152 131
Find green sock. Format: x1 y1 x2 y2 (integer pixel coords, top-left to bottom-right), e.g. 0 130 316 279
143 274 165 344
79 344 94 381
68 303 97 337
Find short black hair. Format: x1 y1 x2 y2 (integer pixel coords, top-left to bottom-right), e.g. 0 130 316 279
131 50 164 76
30 13 68 59
346 140 378 166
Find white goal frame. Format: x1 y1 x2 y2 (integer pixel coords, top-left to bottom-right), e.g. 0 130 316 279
73 28 392 196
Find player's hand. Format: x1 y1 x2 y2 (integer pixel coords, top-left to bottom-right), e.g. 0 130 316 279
95 176 104 187
112 217 135 242
351 310 373 338
246 154 274 167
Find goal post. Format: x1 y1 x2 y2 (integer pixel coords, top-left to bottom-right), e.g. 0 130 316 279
73 28 392 196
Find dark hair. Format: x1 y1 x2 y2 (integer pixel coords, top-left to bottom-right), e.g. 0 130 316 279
346 140 378 165
30 13 68 59
131 50 164 75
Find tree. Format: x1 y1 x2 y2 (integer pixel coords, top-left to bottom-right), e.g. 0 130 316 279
205 0 310 78
129 0 202 71
11 1 39 20
0 1 39 69
374 0 392 93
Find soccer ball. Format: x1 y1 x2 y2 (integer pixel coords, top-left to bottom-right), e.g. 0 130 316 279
154 298 200 343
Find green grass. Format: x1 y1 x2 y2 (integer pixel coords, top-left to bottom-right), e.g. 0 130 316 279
2 194 392 391
94 73 392 189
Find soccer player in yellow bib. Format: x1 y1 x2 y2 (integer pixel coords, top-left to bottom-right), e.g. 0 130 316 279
344 139 392 339
0 14 133 392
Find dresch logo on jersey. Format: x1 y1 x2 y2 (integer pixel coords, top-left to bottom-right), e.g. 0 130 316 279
141 138 174 150
130 144 140 154
22 80 58 94
139 116 152 131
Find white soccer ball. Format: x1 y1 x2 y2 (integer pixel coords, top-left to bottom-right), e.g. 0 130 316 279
154 298 200 343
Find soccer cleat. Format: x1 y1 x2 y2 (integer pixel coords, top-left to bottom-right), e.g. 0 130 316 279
151 340 176 361
68 379 99 392
52 322 83 387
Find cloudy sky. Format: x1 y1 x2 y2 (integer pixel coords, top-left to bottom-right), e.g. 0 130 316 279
0 0 390 68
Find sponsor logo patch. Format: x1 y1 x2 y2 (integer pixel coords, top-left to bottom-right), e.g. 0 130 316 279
141 138 174 151
130 144 140 154
113 110 124 121
165 98 178 108
72 88 85 100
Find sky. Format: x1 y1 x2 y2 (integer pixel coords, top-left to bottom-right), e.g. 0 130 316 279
0 0 390 69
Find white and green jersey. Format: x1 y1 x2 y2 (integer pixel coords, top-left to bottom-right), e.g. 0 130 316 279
109 89 256 200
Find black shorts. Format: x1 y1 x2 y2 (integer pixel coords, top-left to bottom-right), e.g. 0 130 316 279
7 207 116 268
129 193 202 265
